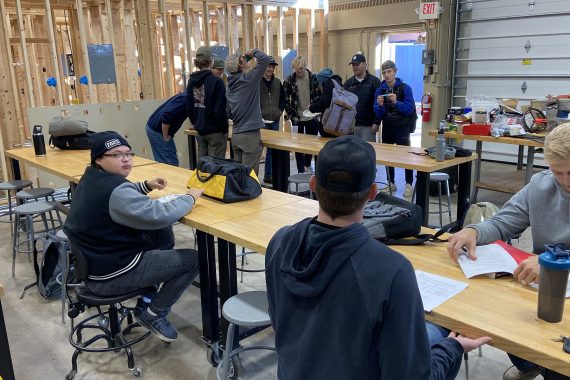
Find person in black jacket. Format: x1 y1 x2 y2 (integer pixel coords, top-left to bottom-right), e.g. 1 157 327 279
265 135 491 380
187 46 228 158
309 68 343 138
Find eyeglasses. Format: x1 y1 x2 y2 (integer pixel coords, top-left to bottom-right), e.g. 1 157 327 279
102 152 135 160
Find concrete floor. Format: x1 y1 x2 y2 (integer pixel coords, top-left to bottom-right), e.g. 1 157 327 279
1 158 545 380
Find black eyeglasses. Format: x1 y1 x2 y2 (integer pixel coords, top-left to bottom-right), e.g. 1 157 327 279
102 152 135 159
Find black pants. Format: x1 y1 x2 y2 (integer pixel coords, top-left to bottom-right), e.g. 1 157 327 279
295 119 319 173
382 134 414 185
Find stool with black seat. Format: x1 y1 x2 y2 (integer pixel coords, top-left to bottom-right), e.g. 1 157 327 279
16 187 63 230
65 244 155 380
287 173 313 199
0 180 33 234
217 291 276 380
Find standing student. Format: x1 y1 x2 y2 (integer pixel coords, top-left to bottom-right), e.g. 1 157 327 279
344 53 381 143
145 92 187 166
64 131 204 342
309 68 343 138
259 56 285 183
187 46 228 159
225 48 270 175
283 56 322 174
373 59 417 197
265 135 491 380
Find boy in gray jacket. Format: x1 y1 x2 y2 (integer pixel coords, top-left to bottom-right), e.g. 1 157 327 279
225 48 270 175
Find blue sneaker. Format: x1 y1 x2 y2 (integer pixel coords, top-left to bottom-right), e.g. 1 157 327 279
134 309 178 342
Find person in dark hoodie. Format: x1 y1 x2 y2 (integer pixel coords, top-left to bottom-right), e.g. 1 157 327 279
308 68 343 138
265 135 491 380
260 56 285 184
225 48 270 175
145 92 187 166
64 131 204 343
187 46 228 159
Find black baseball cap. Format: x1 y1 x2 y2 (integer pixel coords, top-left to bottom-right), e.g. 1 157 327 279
316 135 376 192
268 56 278 66
349 53 366 65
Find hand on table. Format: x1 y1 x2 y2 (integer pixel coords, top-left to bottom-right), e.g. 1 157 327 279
147 177 167 190
513 255 540 285
447 228 478 262
187 188 204 200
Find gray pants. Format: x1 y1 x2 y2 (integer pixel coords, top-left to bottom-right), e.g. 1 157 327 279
353 125 376 142
198 132 227 159
232 129 262 175
86 228 199 317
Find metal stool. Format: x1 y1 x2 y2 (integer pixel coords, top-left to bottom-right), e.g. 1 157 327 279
412 172 453 227
217 291 276 380
12 201 59 277
0 180 33 233
287 173 313 199
56 229 71 324
16 187 63 230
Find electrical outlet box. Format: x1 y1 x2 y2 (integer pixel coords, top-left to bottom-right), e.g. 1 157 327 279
422 49 435 65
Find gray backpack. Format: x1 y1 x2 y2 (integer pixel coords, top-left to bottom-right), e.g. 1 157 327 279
321 80 358 136
462 202 500 227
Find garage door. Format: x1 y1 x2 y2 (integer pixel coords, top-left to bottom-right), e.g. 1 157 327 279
452 0 570 164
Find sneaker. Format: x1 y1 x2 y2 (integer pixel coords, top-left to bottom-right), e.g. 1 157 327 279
502 366 542 380
304 166 314 174
381 182 397 193
134 309 178 342
403 183 414 197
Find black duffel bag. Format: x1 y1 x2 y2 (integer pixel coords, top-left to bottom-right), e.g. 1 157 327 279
48 116 94 150
49 130 94 150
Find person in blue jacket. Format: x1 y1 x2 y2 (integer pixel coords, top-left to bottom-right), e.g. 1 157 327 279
265 135 491 380
145 92 187 166
373 59 417 197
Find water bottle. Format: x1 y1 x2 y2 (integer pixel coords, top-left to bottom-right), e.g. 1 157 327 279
435 121 446 162
537 243 570 323
32 125 46 157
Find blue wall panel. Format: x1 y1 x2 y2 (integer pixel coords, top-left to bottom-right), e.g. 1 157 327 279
394 44 425 103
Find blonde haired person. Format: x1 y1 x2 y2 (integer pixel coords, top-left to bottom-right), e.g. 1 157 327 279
447 122 570 380
283 55 322 174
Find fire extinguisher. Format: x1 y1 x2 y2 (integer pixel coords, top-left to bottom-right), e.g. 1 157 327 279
421 93 432 122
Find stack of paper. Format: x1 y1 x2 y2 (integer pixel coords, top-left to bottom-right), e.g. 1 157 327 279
458 241 532 279
415 270 468 312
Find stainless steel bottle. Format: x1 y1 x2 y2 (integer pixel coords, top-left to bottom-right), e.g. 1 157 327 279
32 125 47 157
435 121 446 162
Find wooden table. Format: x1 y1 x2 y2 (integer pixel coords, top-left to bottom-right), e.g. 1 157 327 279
0 283 16 380
429 131 545 200
185 129 477 226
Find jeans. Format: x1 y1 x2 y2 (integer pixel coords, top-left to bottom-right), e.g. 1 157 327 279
425 321 462 380
86 227 199 317
232 129 263 176
263 121 280 179
145 124 179 166
294 119 318 173
382 134 413 185
197 132 227 159
508 353 541 373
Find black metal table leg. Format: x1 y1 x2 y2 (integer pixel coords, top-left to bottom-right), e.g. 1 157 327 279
9 158 21 181
415 171 430 226
196 231 220 344
525 146 535 184
187 134 198 170
217 239 239 350
457 161 472 224
272 148 290 192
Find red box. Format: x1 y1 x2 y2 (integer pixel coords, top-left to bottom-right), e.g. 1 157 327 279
463 124 491 136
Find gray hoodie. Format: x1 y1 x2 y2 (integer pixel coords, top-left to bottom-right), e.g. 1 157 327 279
226 49 270 134
471 170 570 254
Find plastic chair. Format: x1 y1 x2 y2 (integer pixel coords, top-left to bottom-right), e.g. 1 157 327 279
217 291 276 380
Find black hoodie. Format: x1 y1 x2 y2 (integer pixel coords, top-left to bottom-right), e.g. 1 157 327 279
265 217 463 380
187 69 228 136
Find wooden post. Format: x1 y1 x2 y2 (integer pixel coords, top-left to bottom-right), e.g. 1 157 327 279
27 16 46 106
193 11 201 50
320 5 328 68
76 0 95 102
89 4 112 103
159 0 174 97
292 7 299 52
135 0 160 99
44 0 63 105
307 9 314 70
123 0 139 100
276 6 284 79
182 1 194 74
223 2 230 48
202 1 210 46
55 20 71 103
105 0 122 101
241 3 249 50
230 5 239 53
15 0 35 107
262 5 269 53
215 7 224 46
170 14 181 92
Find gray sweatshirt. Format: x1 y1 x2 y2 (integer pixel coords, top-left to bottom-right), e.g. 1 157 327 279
470 170 570 254
226 49 270 134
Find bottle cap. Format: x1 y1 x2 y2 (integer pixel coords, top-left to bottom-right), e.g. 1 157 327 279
539 243 570 270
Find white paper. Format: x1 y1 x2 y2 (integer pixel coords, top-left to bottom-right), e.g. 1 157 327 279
458 244 518 278
158 194 183 203
415 270 469 312
302 110 320 118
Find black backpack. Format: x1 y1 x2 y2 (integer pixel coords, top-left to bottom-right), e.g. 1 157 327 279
34 232 68 299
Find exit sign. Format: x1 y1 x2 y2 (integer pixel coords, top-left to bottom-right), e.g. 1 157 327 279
419 2 440 20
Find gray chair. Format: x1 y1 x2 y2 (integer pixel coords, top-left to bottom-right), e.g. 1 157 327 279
217 291 276 380
0 180 33 234
16 187 63 230
287 173 313 199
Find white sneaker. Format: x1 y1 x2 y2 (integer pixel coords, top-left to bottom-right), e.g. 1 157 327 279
502 366 541 380
403 183 414 197
304 166 314 174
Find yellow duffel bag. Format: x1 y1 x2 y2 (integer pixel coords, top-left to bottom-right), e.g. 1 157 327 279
187 156 262 203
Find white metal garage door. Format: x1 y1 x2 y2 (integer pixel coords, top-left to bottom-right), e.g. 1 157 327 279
452 0 570 164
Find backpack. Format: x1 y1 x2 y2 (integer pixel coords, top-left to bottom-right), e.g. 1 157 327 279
49 131 94 150
34 231 68 299
321 80 358 136
48 116 93 150
462 202 500 227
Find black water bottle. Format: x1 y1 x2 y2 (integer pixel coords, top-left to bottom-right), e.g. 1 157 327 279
32 125 46 156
